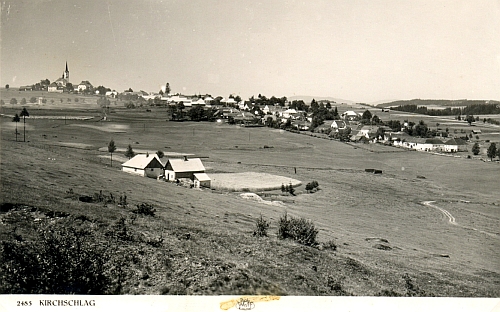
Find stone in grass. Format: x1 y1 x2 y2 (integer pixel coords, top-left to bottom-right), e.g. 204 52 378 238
373 244 392 251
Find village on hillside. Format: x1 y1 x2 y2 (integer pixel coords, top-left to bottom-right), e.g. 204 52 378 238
6 64 500 190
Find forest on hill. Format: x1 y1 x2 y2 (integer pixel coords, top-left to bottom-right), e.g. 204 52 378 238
377 99 500 116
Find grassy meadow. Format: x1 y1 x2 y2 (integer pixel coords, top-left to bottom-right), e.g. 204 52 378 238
0 98 499 296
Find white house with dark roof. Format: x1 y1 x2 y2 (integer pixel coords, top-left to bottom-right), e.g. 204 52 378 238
330 120 349 132
358 126 379 139
414 138 444 152
77 81 94 93
443 138 468 152
164 157 206 181
341 110 360 121
121 154 164 178
48 82 64 93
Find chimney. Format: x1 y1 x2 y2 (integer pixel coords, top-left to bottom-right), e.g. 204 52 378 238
183 156 188 161
146 152 149 157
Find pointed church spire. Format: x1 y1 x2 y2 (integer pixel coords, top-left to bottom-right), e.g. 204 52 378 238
64 61 69 80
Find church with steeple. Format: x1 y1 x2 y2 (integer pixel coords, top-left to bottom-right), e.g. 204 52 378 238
48 62 70 92
55 62 70 86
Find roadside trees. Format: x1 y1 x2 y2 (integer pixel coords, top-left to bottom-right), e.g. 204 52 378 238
124 144 135 159
108 139 117 167
471 143 480 156
487 143 497 161
20 98 27 105
12 114 20 141
10 98 17 105
29 97 37 104
20 108 29 142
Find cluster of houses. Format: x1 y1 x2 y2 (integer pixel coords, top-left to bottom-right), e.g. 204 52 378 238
332 123 468 153
390 136 468 153
121 154 211 188
19 62 99 94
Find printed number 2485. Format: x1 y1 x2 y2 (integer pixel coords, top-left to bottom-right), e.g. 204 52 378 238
17 301 32 306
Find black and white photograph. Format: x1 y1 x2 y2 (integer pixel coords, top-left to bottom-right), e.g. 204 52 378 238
0 0 499 311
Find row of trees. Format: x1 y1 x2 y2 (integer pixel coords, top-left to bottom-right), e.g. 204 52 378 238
472 142 498 160
248 94 287 107
3 97 83 106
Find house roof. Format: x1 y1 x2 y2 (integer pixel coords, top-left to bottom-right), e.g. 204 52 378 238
412 138 428 144
122 154 164 169
331 120 346 128
445 138 467 145
193 98 206 105
424 138 444 144
194 173 211 181
166 158 205 172
360 126 379 132
390 132 413 140
342 110 359 116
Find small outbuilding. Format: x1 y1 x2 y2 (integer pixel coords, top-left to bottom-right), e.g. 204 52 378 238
193 173 211 188
121 154 164 178
164 157 206 181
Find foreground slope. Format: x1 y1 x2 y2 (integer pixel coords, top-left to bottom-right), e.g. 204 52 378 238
0 110 498 296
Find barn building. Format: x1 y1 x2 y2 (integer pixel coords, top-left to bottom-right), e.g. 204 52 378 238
164 157 206 181
121 154 164 178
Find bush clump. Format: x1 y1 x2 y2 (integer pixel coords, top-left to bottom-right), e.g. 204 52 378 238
277 212 318 246
305 181 320 193
132 203 156 217
0 219 128 294
253 214 270 237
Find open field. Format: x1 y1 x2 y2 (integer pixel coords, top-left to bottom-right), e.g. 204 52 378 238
210 172 301 192
0 105 499 296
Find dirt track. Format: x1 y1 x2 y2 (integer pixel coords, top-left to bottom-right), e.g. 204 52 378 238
422 201 498 238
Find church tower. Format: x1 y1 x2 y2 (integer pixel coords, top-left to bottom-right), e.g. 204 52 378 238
63 62 69 80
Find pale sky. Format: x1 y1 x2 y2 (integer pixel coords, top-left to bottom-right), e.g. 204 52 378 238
1 0 499 103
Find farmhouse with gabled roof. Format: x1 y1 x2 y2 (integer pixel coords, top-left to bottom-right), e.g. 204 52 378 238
443 138 468 152
331 120 349 132
164 157 205 181
122 154 164 178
